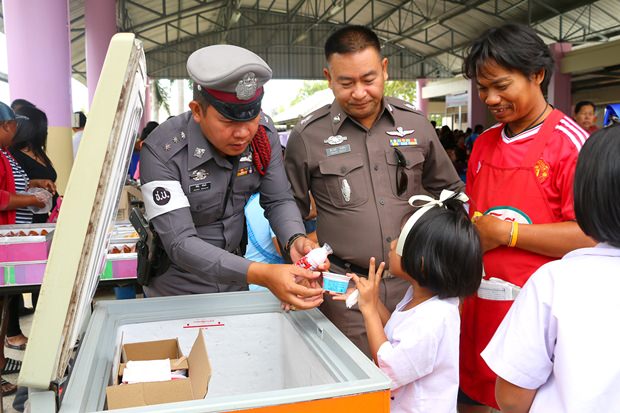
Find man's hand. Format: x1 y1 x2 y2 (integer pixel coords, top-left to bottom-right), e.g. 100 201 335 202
248 262 324 310
472 213 511 253
289 236 330 272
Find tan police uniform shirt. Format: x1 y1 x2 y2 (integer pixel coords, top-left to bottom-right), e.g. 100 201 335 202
140 111 305 296
285 97 464 270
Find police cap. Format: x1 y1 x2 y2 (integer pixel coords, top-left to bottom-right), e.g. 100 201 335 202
187 45 272 122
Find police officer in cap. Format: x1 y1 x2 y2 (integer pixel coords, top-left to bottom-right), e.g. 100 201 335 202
139 45 324 309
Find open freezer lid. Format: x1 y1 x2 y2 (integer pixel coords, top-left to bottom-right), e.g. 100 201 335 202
20 33 146 389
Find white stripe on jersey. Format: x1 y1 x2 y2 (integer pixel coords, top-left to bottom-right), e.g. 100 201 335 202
555 125 583 151
558 117 588 144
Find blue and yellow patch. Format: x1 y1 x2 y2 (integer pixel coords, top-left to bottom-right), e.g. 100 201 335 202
389 138 417 147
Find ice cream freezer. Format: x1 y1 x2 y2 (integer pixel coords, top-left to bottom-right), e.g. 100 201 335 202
30 291 390 412
18 33 391 412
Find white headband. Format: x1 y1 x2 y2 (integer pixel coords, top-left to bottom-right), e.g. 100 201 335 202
395 189 469 256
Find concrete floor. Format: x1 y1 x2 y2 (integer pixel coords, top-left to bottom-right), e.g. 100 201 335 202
2 288 122 412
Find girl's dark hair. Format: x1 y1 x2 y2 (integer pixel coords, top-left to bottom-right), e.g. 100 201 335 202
324 25 382 61
11 106 52 167
401 197 482 298
574 124 620 247
463 23 554 93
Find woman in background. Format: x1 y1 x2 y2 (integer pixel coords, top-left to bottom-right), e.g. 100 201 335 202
11 106 57 223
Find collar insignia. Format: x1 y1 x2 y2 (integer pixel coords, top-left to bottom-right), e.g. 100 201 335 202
193 147 206 158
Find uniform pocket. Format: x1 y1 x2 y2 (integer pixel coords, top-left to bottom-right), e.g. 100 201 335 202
385 148 424 199
188 190 224 226
318 153 368 208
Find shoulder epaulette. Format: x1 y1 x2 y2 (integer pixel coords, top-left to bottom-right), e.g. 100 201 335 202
144 118 188 162
260 112 277 133
294 104 332 132
386 96 424 116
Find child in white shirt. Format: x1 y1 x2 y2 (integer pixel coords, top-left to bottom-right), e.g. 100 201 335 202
344 191 482 413
482 124 620 412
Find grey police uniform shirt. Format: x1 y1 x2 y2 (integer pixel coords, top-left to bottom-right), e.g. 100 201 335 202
284 97 464 271
139 111 305 296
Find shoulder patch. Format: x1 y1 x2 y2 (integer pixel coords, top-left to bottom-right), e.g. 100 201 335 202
386 96 424 116
294 104 331 132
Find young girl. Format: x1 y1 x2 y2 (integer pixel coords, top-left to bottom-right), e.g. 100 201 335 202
481 124 620 412
349 190 482 413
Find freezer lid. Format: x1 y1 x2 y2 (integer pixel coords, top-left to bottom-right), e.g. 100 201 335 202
19 33 146 389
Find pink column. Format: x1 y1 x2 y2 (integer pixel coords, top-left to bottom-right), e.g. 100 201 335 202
548 43 572 116
3 0 74 193
85 0 117 105
415 78 429 116
3 0 72 128
467 78 487 128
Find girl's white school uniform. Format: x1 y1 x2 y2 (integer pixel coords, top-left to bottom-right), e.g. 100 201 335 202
482 244 620 412
377 286 460 413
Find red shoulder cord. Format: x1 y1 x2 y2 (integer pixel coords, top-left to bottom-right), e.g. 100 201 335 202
250 125 271 176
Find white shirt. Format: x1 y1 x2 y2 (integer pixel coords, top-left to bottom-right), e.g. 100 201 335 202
378 287 460 413
482 244 620 412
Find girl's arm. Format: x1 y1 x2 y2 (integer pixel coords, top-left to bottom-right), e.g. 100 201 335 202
361 310 388 364
350 258 388 363
495 377 537 413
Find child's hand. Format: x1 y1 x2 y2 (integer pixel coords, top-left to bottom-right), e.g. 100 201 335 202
329 286 356 300
349 257 384 314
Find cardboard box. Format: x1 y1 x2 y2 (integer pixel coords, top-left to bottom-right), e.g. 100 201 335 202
106 330 211 410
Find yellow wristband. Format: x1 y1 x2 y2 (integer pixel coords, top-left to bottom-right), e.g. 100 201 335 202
508 221 519 248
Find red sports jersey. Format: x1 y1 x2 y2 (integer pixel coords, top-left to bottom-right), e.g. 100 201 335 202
467 114 588 221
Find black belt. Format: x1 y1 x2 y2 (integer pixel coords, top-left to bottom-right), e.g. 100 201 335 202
329 255 369 275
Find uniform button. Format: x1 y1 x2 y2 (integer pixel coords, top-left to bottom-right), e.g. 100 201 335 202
386 236 392 242
379 199 385 205
374 165 379 171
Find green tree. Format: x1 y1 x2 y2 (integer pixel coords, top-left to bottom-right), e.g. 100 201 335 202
153 79 171 116
291 80 329 105
384 80 417 102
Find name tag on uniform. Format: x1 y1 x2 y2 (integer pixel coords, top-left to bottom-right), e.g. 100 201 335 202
390 138 417 147
326 144 351 157
189 182 211 193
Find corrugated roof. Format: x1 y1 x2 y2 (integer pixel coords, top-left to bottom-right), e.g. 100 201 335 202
2 0 620 83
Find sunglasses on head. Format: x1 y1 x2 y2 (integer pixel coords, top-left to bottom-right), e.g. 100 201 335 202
394 148 408 196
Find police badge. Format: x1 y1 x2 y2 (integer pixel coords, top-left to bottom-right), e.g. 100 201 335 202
341 179 351 203
235 72 258 100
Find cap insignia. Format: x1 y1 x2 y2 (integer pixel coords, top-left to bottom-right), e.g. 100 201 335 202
236 72 258 100
193 147 206 158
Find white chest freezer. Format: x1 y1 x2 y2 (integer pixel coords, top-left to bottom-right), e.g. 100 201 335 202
19 33 391 412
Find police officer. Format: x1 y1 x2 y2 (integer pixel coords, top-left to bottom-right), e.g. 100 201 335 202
284 26 464 356
139 45 323 309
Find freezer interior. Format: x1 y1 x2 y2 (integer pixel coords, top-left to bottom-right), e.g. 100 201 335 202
57 292 390 413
